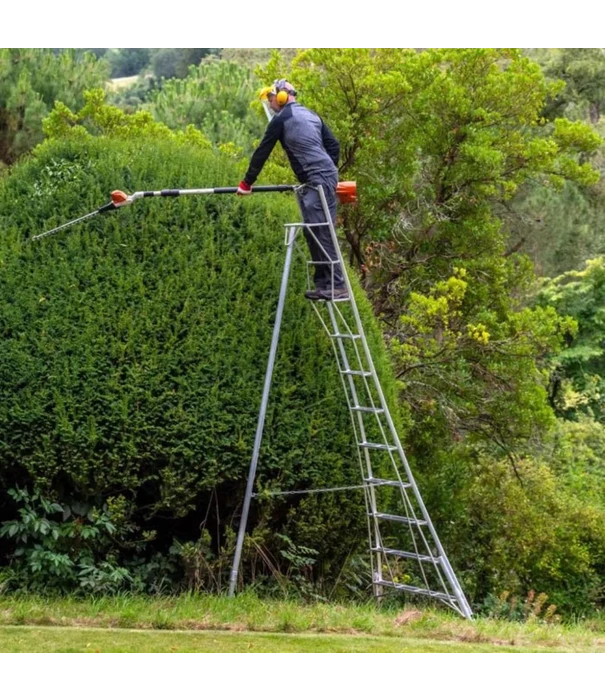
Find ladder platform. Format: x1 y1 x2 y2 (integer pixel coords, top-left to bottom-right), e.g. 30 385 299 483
371 512 427 526
342 369 372 377
372 546 441 563
351 405 385 414
359 441 398 452
364 477 410 488
375 579 456 603
289 221 331 228
331 332 361 340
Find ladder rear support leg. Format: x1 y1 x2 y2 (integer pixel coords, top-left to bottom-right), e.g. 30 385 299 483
229 226 297 596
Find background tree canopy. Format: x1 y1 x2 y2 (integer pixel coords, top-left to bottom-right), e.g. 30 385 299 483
0 49 108 166
51 49 224 80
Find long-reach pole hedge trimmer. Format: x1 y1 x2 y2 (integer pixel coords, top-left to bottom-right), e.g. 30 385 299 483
31 182 356 242
32 185 295 241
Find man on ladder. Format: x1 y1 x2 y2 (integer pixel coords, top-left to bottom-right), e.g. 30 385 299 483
237 79 349 301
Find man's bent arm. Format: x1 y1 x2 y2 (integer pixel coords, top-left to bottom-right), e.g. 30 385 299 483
243 118 283 185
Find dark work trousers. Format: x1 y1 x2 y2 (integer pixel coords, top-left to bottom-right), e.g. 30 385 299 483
296 174 344 290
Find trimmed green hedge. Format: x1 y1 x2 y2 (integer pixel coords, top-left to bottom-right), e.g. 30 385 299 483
0 135 403 586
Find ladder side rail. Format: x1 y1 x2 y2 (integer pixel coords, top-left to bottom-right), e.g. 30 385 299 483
315 185 473 619
325 302 436 588
311 301 384 592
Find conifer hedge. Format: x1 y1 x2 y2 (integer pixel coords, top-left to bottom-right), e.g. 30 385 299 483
0 135 403 587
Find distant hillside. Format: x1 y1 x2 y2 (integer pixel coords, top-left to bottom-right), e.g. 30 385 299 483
220 48 302 66
108 75 142 91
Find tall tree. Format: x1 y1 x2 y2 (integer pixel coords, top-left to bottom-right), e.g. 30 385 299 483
106 48 150 78
502 49 605 278
150 49 181 79
536 48 605 124
150 49 218 80
0 49 108 165
502 178 605 277
178 49 219 74
538 257 605 421
150 60 266 149
256 49 601 461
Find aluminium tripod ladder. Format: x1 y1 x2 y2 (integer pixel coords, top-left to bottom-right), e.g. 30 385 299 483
229 185 472 619
30 175 470 617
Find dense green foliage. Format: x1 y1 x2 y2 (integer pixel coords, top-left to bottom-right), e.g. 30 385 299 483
149 60 266 151
0 49 108 166
536 48 605 124
538 257 605 421
504 49 605 278
0 121 400 595
2 49 605 616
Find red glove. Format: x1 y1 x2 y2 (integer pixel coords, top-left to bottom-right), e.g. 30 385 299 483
237 180 252 196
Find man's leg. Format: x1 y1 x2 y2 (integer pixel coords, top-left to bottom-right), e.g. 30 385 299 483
297 188 331 289
298 181 344 291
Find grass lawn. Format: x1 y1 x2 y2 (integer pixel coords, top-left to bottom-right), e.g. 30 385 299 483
0 627 560 656
0 593 603 652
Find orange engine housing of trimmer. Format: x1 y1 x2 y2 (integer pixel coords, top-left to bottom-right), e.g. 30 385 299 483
336 181 357 204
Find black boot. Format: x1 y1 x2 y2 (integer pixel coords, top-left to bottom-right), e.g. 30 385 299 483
304 288 327 301
318 287 349 301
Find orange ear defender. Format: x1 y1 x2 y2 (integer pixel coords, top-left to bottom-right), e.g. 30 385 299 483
276 88 289 106
273 79 297 106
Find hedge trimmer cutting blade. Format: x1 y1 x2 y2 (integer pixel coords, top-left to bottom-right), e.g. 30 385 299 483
31 190 130 241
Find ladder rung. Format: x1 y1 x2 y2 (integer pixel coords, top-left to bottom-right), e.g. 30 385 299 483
374 579 456 603
359 442 398 452
351 406 385 414
364 477 410 488
342 369 372 377
372 546 441 563
331 333 361 340
371 512 427 526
